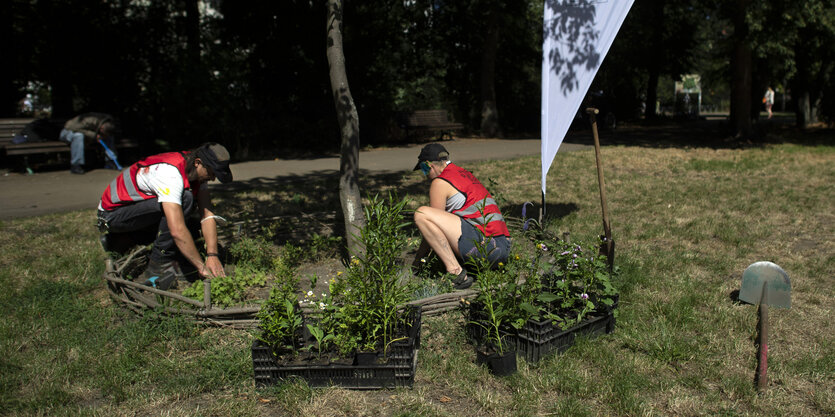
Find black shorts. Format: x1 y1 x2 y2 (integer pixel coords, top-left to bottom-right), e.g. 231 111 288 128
457 219 510 267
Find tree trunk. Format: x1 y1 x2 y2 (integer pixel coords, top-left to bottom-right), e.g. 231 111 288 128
644 0 663 120
792 35 819 128
43 0 73 117
0 1 17 116
729 0 752 137
185 0 200 67
795 91 811 128
183 0 202 149
645 67 659 120
480 9 501 137
326 0 366 258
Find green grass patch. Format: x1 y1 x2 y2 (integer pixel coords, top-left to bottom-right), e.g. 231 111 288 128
1 140 833 415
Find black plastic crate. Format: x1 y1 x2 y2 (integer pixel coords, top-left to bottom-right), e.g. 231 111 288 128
515 311 615 363
253 306 421 389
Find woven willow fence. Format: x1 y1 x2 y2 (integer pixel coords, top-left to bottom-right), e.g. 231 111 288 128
103 245 479 329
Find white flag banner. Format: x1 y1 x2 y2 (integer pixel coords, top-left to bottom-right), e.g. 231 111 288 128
541 0 634 194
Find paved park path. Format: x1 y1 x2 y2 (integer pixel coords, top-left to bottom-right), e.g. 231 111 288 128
0 138 591 219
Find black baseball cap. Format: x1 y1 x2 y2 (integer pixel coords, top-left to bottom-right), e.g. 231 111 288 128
413 143 450 170
197 142 233 183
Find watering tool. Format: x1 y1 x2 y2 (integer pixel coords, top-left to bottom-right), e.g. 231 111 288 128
739 261 791 392
97 138 123 170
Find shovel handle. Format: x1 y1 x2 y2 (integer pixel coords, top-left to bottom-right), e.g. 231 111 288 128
756 292 769 392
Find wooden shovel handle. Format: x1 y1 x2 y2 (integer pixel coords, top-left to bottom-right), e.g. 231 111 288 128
756 295 769 392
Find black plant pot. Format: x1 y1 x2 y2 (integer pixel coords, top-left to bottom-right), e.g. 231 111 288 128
354 351 379 366
476 349 517 376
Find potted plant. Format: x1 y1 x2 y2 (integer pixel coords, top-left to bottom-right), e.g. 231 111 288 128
252 194 422 389
463 204 619 364
463 210 523 376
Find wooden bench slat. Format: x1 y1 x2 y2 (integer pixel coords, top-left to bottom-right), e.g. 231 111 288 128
5 141 70 156
398 109 463 140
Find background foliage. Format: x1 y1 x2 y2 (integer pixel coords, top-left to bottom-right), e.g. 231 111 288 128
3 0 834 157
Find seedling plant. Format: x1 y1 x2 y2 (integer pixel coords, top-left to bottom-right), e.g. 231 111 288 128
258 193 415 359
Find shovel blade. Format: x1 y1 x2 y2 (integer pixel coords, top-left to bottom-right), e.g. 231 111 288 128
739 261 791 308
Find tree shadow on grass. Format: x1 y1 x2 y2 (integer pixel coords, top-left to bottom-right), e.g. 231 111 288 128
210 169 428 246
501 201 579 224
212 167 587 250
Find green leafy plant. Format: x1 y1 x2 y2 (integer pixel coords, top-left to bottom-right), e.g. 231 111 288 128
324 193 413 356
464 203 518 355
512 233 617 330
182 264 268 307
307 233 342 259
257 258 302 354
305 323 334 358
229 234 277 270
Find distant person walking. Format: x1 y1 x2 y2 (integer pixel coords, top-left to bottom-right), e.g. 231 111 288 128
19 94 34 115
764 86 775 119
59 113 118 174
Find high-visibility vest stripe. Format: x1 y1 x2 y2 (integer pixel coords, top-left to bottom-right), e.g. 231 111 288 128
437 163 510 237
100 152 193 211
455 197 500 217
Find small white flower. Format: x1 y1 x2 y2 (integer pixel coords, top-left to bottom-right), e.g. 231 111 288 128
319 302 326 310
307 290 314 297
321 293 327 298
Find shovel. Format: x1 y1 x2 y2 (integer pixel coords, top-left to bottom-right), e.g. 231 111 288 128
739 261 791 392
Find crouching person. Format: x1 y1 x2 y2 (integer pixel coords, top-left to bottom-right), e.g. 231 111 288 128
411 144 511 290
97 142 233 290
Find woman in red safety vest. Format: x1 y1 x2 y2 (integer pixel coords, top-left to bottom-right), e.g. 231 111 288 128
412 143 511 290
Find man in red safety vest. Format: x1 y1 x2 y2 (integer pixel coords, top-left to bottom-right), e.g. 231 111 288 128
412 143 511 290
97 142 233 290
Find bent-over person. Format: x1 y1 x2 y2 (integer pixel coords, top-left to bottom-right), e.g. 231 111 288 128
97 142 232 290
411 143 511 290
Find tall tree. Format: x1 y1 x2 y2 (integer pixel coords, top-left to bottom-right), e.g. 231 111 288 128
480 2 502 137
786 1 835 127
326 0 366 257
728 0 753 137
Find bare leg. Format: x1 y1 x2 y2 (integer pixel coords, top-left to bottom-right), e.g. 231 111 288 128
414 206 464 274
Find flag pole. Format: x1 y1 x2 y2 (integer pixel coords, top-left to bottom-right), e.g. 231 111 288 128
586 108 614 269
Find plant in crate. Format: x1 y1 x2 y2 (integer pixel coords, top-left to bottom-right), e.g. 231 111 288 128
540 238 618 326
257 258 303 355
322 193 414 358
464 209 523 376
253 194 421 389
517 204 617 326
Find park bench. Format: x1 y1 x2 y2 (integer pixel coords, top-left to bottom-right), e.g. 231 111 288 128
1 117 138 172
397 109 464 141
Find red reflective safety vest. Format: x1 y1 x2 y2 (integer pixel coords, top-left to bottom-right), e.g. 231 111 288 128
437 163 509 237
100 152 198 211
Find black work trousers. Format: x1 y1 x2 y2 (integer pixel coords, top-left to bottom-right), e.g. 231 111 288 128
98 191 195 263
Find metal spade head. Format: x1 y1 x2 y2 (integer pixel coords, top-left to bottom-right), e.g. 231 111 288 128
739 261 791 308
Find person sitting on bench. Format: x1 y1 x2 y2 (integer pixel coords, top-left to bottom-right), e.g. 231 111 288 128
59 112 118 174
